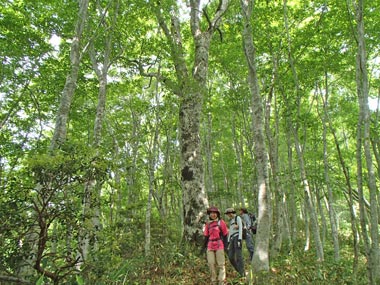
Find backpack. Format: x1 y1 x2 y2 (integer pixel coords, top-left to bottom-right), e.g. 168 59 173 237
207 220 228 248
248 213 257 234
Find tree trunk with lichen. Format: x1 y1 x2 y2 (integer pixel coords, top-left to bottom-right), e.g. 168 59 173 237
155 0 230 243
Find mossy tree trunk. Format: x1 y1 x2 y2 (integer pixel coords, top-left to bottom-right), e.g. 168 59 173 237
155 0 230 243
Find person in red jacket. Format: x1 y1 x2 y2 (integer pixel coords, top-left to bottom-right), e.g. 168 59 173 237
202 206 229 285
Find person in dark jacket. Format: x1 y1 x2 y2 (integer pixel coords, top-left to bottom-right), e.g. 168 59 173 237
239 207 255 260
225 207 245 278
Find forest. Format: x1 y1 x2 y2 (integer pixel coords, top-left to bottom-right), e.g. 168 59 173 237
1 0 380 284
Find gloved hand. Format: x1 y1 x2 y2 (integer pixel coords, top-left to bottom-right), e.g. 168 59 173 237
225 241 229 253
237 239 242 249
200 236 209 256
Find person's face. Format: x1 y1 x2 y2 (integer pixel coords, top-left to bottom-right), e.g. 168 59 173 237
227 213 233 219
209 211 218 219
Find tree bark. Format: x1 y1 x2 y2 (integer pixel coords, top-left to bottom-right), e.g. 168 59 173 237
283 0 324 262
240 0 271 273
265 51 288 258
78 0 119 262
145 73 161 257
319 76 340 261
33 0 89 278
293 131 324 261
329 115 360 272
50 0 89 151
204 113 215 194
355 0 380 283
232 118 245 207
155 0 230 243
286 129 298 246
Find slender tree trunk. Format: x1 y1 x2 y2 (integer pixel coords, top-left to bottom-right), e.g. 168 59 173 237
328 116 360 273
355 1 380 283
319 76 340 261
286 129 297 246
371 138 380 180
315 184 327 245
283 0 324 261
302 199 310 251
78 0 119 262
232 118 245 207
50 0 89 151
204 113 215 194
293 130 324 261
239 94 257 209
126 108 141 209
240 0 271 274
265 52 287 258
372 127 380 214
145 89 160 257
41 0 89 275
110 129 121 223
370 90 380 181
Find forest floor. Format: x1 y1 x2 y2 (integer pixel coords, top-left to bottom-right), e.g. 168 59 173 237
135 252 250 285
124 241 368 285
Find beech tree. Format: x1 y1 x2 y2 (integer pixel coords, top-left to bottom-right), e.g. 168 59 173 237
240 0 271 275
50 0 89 151
153 0 230 243
354 0 380 283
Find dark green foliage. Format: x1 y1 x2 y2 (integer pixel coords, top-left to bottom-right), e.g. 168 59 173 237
0 178 33 275
0 142 110 283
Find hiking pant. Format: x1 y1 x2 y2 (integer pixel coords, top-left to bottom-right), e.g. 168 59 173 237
207 249 225 284
245 232 254 260
227 236 245 277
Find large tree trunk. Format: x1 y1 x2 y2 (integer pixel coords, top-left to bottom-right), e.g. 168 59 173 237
240 0 271 274
155 0 230 243
355 0 380 283
179 78 208 243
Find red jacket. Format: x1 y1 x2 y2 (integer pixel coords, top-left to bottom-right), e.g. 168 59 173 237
204 219 228 251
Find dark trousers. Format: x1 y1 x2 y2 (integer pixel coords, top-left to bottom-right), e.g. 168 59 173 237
245 232 254 260
227 236 245 277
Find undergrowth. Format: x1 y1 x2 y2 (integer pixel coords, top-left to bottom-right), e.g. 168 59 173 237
79 219 368 285
95 237 367 285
